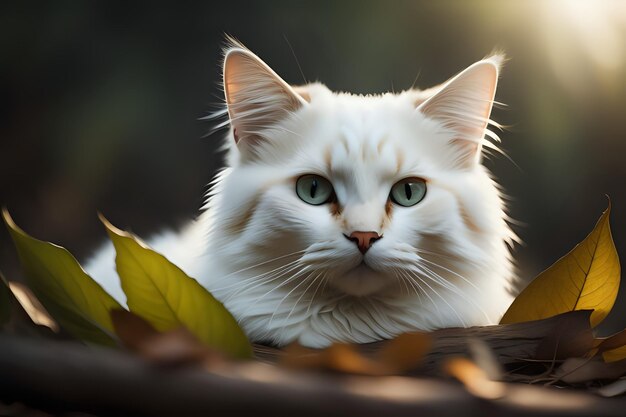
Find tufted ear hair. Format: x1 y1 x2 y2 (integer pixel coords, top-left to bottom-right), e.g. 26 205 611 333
417 55 503 169
223 41 307 147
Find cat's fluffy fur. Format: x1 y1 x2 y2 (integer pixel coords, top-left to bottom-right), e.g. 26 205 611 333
86 40 516 348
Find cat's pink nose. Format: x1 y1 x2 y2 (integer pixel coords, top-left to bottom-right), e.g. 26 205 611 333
346 231 381 254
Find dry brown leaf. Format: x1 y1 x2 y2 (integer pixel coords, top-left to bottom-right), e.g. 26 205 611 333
597 328 626 352
595 328 626 362
110 308 161 350
555 357 626 384
281 332 432 376
534 310 594 360
377 332 432 373
138 328 215 365
281 343 388 375
596 378 626 397
111 309 219 366
443 357 506 399
467 337 502 380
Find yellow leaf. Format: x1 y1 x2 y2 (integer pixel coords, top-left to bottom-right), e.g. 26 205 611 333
603 346 626 363
597 328 626 362
501 201 620 327
3 209 121 345
101 215 253 359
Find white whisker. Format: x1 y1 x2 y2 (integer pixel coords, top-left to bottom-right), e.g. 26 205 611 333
267 270 315 328
218 249 307 280
417 254 481 291
226 261 307 303
213 257 302 293
399 269 434 311
217 259 306 294
238 264 312 316
416 263 490 322
277 271 326 345
306 271 328 316
392 267 412 298
404 267 466 326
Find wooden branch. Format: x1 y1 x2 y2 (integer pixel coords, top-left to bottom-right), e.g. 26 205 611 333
256 310 595 376
0 312 622 417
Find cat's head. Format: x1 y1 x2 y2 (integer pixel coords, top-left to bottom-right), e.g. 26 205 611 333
207 40 514 332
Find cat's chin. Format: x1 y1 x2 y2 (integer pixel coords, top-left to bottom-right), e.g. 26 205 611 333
329 263 390 297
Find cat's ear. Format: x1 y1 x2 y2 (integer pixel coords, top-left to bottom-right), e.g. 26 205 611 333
417 55 503 169
223 44 307 146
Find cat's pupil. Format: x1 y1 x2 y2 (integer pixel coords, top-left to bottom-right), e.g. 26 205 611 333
310 179 318 198
404 183 412 200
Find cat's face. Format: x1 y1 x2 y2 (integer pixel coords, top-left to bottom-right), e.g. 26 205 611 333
221 89 493 297
206 42 514 344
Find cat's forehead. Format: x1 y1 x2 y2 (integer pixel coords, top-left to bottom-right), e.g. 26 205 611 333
323 124 401 186
300 91 441 177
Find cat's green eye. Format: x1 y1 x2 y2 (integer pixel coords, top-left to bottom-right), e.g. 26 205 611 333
296 175 334 205
390 178 427 207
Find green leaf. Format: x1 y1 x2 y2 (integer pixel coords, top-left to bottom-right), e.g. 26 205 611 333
501 201 620 327
3 209 121 346
102 215 253 359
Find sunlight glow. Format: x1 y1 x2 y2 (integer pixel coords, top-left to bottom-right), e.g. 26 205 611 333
540 0 626 94
556 0 625 70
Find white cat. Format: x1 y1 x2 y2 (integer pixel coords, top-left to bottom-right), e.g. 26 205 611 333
86 40 516 348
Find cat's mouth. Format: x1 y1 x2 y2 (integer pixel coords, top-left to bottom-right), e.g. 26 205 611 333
329 262 389 297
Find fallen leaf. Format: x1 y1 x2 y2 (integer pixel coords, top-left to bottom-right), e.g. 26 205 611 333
597 328 626 352
596 378 626 397
467 337 502 380
281 343 388 375
140 328 218 365
555 357 626 384
604 346 626 363
102 215 253 359
501 201 620 328
3 209 121 346
595 328 626 362
8 281 59 332
443 357 506 399
535 310 594 360
110 308 161 350
282 333 432 376
377 332 432 373
111 309 215 366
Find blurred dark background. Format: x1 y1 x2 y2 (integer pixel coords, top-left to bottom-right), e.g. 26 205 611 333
1 0 626 333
